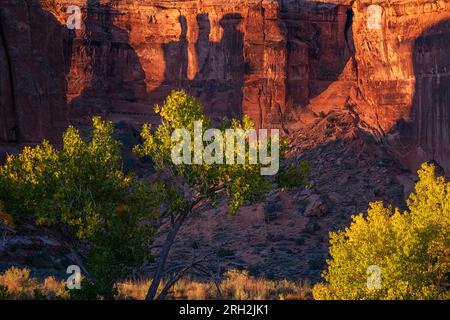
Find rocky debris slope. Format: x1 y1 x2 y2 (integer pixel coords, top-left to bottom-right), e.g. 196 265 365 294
0 0 448 284
0 219 75 279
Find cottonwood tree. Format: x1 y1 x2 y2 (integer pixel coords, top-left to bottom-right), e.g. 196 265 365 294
0 117 159 298
314 163 449 300
134 91 278 300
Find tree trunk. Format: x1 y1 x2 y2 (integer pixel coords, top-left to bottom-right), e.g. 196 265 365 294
145 211 188 300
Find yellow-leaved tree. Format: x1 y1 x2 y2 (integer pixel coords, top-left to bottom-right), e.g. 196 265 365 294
313 163 449 300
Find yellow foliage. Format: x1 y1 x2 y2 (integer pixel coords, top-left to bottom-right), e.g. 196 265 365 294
314 163 450 300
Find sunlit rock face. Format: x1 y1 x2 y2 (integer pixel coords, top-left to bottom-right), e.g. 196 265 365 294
0 0 353 141
0 0 449 173
352 0 450 173
62 0 354 131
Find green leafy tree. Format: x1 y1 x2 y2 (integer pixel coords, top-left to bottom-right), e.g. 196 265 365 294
0 117 159 298
276 160 310 190
134 90 276 300
314 163 449 300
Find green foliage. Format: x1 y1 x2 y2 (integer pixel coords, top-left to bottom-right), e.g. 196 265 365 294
33 289 46 300
0 117 159 298
67 278 118 300
0 285 10 299
314 163 450 300
134 90 273 215
276 160 310 190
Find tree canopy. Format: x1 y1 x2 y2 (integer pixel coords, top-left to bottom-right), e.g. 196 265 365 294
314 163 449 300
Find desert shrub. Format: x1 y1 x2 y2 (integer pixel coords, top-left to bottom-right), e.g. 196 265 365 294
216 248 235 258
305 220 320 234
276 160 310 190
0 267 38 298
0 117 159 298
264 199 282 222
314 163 450 300
116 279 152 300
41 276 68 299
0 267 40 299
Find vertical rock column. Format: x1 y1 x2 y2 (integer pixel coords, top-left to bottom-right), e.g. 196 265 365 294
243 0 288 130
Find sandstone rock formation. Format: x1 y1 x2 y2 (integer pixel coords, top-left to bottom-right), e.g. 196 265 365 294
0 0 70 144
0 0 354 134
351 0 450 174
0 0 449 174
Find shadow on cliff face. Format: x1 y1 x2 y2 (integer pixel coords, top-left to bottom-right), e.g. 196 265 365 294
194 13 244 120
0 1 356 146
149 2 354 128
392 19 450 176
69 0 150 129
149 13 245 122
0 1 73 144
147 15 188 103
283 2 355 110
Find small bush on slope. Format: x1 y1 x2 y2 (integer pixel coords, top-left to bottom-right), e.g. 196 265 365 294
276 160 310 190
314 163 449 300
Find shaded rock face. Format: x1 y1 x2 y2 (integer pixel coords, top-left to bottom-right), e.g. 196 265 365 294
0 0 449 173
351 0 450 174
0 0 70 143
408 19 450 173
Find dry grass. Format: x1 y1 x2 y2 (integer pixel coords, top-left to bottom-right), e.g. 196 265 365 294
0 267 68 299
0 267 312 300
117 269 312 300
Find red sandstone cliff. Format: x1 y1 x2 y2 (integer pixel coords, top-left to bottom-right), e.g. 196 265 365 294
0 0 449 173
352 0 450 173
